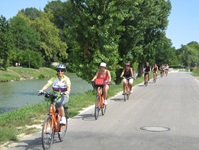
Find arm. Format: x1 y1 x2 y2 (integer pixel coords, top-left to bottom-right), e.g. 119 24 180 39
91 70 99 81
39 82 51 92
107 70 111 83
120 69 125 77
130 68 134 78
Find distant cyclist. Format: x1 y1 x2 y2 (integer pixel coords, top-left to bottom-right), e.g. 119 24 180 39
120 62 135 94
38 64 71 125
152 63 158 81
143 62 151 85
165 64 169 76
160 64 165 77
91 62 111 105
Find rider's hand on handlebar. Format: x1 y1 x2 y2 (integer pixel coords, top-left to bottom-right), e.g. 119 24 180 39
38 90 44 95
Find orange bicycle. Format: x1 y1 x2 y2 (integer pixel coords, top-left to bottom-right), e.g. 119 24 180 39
92 79 107 120
38 91 68 150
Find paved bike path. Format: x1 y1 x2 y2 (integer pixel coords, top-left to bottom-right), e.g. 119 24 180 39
2 72 199 150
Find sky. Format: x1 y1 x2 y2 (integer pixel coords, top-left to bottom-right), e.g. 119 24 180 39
0 0 198 49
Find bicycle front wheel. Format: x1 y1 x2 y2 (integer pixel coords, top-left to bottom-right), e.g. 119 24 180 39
101 104 106 115
94 96 100 120
41 115 54 150
58 120 68 142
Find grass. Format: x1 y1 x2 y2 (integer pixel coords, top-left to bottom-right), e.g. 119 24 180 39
0 67 56 82
192 68 199 76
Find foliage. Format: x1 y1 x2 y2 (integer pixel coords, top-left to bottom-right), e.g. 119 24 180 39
178 41 199 67
31 12 68 63
9 12 40 52
0 15 13 70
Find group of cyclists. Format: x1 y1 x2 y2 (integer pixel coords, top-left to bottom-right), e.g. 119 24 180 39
38 62 169 124
144 62 169 85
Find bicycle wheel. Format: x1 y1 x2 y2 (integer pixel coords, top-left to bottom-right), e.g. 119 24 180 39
58 120 68 141
41 115 54 150
101 102 106 116
94 96 100 120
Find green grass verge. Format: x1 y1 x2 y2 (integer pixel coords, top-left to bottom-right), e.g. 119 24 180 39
192 68 199 76
0 67 56 82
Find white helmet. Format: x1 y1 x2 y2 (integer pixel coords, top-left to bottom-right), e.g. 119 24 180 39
100 62 106 68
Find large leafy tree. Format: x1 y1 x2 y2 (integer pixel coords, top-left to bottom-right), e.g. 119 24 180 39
117 0 171 76
179 41 199 67
0 15 13 70
31 12 68 64
63 0 127 82
9 12 40 52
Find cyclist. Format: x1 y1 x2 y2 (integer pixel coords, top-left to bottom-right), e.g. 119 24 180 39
160 64 165 77
143 62 151 85
120 62 135 94
91 62 111 105
152 63 158 81
38 64 71 125
165 64 169 76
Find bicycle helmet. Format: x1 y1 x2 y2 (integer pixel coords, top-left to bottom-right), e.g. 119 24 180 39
100 62 106 68
56 64 66 71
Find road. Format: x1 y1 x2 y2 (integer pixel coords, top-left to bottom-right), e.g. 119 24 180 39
3 72 199 150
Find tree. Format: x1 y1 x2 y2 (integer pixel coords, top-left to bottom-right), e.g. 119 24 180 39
179 41 199 67
63 0 128 82
9 12 40 52
31 12 68 63
0 15 13 70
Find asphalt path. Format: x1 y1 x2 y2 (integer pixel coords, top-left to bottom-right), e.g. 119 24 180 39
4 72 199 150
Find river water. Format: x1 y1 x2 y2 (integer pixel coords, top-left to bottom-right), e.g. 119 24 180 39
0 73 93 114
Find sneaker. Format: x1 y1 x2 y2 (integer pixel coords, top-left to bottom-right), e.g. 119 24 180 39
104 100 108 105
60 116 66 125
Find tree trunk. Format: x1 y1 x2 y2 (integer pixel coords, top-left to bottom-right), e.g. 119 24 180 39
138 62 144 77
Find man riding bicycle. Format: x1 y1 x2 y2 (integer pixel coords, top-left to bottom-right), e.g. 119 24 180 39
38 64 71 125
120 63 135 94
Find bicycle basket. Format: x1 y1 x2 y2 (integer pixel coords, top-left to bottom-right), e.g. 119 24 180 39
95 78 105 86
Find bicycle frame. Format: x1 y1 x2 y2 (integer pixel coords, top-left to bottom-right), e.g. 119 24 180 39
49 103 60 132
94 85 106 120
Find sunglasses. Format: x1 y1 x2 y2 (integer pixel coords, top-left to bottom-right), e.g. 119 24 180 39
57 70 64 72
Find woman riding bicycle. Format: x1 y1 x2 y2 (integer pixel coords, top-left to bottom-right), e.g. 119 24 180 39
39 64 71 125
120 63 135 94
152 63 158 81
143 62 151 85
91 62 111 105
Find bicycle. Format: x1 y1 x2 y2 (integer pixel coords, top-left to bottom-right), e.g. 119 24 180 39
92 79 107 120
153 72 157 83
144 72 149 86
38 91 68 150
122 77 132 101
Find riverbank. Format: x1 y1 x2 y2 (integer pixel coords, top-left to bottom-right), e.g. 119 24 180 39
0 67 56 82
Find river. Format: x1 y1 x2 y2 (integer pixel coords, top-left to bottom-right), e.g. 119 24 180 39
0 73 93 114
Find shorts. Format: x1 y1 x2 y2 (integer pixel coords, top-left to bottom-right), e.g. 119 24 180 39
122 78 134 84
144 72 149 76
55 95 69 108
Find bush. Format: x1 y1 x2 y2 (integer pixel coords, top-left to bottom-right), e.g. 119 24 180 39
38 74 45 79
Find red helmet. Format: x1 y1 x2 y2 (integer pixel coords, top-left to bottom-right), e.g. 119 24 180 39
125 63 130 66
